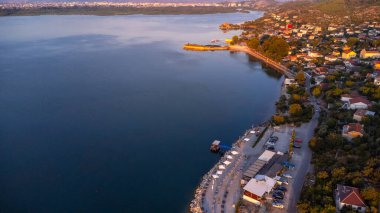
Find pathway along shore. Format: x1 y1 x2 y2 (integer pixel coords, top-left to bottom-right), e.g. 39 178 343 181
183 44 294 78
228 45 294 78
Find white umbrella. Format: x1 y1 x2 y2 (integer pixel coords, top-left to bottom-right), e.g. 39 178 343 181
227 155 233 159
250 130 256 134
217 170 223 175
212 174 219 179
223 160 231 165
231 151 239 155
244 138 250 141
219 165 226 170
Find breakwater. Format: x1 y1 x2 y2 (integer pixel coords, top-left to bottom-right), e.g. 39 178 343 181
183 44 229 51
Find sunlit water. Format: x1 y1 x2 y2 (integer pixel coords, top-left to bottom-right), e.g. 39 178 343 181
0 12 283 212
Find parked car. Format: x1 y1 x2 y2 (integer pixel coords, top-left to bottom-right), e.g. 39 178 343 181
272 193 284 199
269 138 277 143
280 177 289 185
273 190 285 196
270 136 279 140
267 146 275 151
267 142 275 147
294 138 302 148
275 186 287 192
272 201 284 209
283 173 293 179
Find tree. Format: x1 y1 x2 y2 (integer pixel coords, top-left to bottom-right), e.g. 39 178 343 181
289 104 302 117
247 37 260 49
261 36 289 61
317 171 329 180
312 86 322 97
361 187 380 207
345 81 355 87
231 35 239 45
273 115 285 124
295 71 306 85
331 167 346 179
346 37 359 47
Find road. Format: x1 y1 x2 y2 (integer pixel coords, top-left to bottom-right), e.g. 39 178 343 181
228 45 294 78
285 74 320 212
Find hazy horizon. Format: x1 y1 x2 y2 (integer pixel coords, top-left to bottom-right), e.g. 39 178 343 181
0 0 240 3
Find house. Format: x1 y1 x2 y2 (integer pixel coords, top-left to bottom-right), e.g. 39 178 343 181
325 55 338 62
342 50 357 60
314 67 328 75
308 51 323 58
284 78 298 86
335 184 366 212
375 77 380 86
341 92 360 102
353 109 375 121
342 123 364 140
360 49 380 59
348 96 372 109
374 61 380 70
332 50 341 56
243 175 276 205
341 92 371 109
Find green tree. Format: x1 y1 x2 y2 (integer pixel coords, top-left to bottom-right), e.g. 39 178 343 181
273 115 285 124
361 187 380 207
346 37 359 47
247 37 260 49
289 104 302 117
261 36 289 61
231 35 239 45
312 86 322 97
295 71 306 85
317 171 329 180
345 81 354 87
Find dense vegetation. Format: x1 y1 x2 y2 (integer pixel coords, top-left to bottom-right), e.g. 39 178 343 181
297 66 380 212
246 36 290 62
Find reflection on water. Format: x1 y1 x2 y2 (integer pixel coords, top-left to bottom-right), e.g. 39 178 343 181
0 12 283 213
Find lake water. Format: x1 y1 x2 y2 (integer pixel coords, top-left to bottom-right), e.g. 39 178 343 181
0 12 283 212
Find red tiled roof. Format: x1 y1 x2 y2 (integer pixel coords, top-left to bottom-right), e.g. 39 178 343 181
337 184 366 207
345 123 363 133
349 96 371 105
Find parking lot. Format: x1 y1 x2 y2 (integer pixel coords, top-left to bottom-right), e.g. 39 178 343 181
258 124 315 212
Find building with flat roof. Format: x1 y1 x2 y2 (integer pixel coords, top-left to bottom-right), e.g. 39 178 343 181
243 175 276 205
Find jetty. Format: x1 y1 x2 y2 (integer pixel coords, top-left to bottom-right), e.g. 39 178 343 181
183 43 229 51
183 43 294 78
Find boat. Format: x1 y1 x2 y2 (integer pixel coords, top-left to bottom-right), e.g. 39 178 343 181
210 140 221 152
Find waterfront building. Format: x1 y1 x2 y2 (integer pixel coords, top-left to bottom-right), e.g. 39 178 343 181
243 175 276 205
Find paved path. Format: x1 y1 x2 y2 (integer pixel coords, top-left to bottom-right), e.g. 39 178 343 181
229 45 294 78
201 126 273 213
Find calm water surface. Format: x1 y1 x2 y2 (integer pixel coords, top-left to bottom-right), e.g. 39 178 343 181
0 12 283 212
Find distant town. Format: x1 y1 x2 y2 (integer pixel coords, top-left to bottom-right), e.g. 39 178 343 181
0 1 250 9
0 1 257 16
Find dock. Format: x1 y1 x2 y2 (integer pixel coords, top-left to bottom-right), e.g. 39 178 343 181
183 43 229 51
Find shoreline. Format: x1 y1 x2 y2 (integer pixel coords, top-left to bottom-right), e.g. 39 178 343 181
0 7 246 17
189 53 288 213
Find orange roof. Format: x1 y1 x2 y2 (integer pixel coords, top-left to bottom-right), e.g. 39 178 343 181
337 184 366 207
349 96 371 105
345 123 363 133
